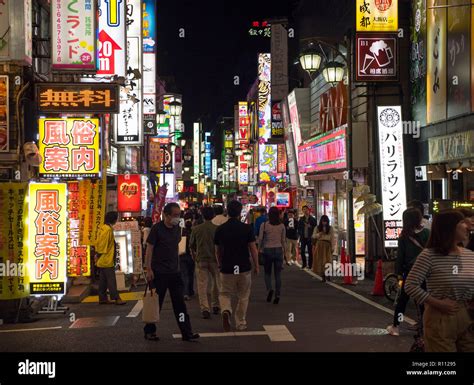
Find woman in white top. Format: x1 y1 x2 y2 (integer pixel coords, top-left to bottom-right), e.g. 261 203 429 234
258 207 286 304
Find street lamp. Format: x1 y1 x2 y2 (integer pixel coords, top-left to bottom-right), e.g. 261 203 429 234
169 101 182 116
299 36 356 265
184 166 190 172
181 139 186 147
157 109 167 125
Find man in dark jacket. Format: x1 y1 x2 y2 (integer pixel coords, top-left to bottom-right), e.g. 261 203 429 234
298 206 317 269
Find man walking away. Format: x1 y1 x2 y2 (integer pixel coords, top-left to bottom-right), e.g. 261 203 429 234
144 203 199 342
215 200 259 332
212 205 228 226
284 210 299 265
94 211 125 305
298 206 317 269
190 206 220 319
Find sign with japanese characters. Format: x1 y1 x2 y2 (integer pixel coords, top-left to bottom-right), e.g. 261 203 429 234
259 144 278 182
356 0 398 32
258 53 272 141
0 183 29 299
193 122 200 176
114 221 142 273
277 144 287 173
356 33 398 81
248 21 271 37
66 182 90 277
36 83 119 113
428 130 474 163
27 183 67 295
51 0 96 70
38 118 101 179
377 106 407 247
271 101 284 138
97 0 126 76
118 174 141 212
0 76 8 152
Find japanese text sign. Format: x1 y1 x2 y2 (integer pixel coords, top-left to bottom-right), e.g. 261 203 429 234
0 76 9 152
259 144 278 178
118 174 141 212
377 106 407 247
52 0 97 70
356 0 398 32
356 33 398 82
28 183 67 295
39 118 101 179
36 83 119 113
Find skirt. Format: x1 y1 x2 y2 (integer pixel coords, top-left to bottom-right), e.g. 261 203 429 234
312 240 332 276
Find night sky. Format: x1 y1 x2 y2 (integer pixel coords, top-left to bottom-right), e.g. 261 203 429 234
156 0 299 138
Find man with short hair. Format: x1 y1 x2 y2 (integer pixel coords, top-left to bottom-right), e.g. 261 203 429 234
144 202 199 342
214 200 259 332
190 206 220 319
298 206 317 269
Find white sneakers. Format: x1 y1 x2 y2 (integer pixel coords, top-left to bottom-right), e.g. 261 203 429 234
387 325 400 336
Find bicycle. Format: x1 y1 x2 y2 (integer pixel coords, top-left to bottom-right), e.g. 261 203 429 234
383 273 402 303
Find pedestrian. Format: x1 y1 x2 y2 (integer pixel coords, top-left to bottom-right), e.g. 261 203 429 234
143 202 200 342
94 211 126 305
284 210 299 265
214 200 259 331
405 210 474 352
212 205 228 226
190 206 220 319
258 207 286 304
387 208 430 336
180 212 195 300
311 215 335 281
254 207 268 238
456 208 474 251
298 206 317 269
408 200 431 231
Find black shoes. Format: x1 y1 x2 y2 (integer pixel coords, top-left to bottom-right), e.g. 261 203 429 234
212 306 220 315
273 297 280 305
222 310 231 332
144 333 160 341
266 290 274 303
182 333 200 342
202 310 211 319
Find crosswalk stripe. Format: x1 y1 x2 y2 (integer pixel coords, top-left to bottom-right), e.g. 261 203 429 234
126 300 143 318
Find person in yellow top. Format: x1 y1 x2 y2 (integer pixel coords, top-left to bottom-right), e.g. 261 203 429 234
312 215 336 282
94 211 125 305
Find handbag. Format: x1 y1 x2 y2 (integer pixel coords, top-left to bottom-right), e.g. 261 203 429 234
142 283 160 324
258 222 266 266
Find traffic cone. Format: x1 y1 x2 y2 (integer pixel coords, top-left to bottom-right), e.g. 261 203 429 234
341 245 353 285
371 259 384 296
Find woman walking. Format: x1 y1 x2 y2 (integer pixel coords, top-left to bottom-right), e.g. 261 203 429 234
258 207 286 304
312 215 335 281
405 210 474 352
387 208 430 336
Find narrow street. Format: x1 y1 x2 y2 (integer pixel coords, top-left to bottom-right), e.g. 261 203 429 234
0 266 415 352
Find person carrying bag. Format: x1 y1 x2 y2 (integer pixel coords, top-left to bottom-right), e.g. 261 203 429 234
142 282 160 328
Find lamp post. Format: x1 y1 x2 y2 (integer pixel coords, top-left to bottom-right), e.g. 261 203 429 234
299 36 355 264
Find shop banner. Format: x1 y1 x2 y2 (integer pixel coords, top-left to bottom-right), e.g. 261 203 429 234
377 106 407 248
118 174 141 212
66 182 90 277
356 33 398 82
258 53 272 141
89 176 107 245
114 221 142 273
27 183 67 296
78 180 91 245
51 0 96 70
277 144 287 173
38 118 101 179
428 130 474 163
0 183 28 299
152 184 167 223
356 0 398 32
0 76 8 152
148 138 162 172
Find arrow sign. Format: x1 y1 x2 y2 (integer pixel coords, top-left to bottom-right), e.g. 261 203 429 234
98 30 122 75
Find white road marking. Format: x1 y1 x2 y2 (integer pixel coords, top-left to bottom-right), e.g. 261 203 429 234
301 268 416 325
172 325 296 342
0 326 63 333
126 300 143 318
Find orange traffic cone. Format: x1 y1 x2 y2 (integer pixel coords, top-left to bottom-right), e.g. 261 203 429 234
371 259 384 296
341 245 353 285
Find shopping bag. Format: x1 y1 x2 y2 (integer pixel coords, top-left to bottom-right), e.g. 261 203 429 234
142 284 160 323
178 236 187 256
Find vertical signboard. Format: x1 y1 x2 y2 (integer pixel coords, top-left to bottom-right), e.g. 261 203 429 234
0 183 28 299
142 0 156 116
410 0 427 126
118 174 142 212
447 0 470 119
238 102 249 185
259 144 278 182
28 183 67 295
0 1 9 58
175 146 182 179
355 33 398 81
377 106 407 247
356 0 398 32
270 24 288 101
193 122 200 177
51 0 96 70
271 101 284 138
0 76 8 152
258 53 272 141
204 133 211 177
97 0 126 76
427 0 447 124
212 159 218 181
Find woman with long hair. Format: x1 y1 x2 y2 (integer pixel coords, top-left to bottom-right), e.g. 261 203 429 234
405 210 474 352
387 208 430 336
258 207 286 304
311 215 335 281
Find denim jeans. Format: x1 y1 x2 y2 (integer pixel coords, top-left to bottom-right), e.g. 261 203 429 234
179 253 195 296
263 247 284 297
